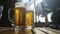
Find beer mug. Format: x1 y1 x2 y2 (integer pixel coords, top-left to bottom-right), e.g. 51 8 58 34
26 0 34 29
8 2 26 30
26 8 34 29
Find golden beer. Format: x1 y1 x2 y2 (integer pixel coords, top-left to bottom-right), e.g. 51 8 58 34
26 10 34 29
15 7 26 28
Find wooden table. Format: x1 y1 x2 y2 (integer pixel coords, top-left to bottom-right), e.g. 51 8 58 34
0 27 60 34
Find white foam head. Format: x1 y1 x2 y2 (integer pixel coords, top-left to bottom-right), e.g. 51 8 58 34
26 3 34 11
15 2 25 8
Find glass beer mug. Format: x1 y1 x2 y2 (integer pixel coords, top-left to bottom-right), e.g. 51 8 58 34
8 0 34 30
26 1 34 29
15 2 26 30
8 2 26 30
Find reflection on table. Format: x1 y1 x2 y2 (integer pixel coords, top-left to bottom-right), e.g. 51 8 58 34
0 27 33 34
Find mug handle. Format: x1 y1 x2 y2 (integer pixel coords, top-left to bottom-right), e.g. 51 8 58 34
8 8 15 23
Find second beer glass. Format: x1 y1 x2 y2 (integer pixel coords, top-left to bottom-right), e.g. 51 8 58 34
26 9 34 29
26 4 34 29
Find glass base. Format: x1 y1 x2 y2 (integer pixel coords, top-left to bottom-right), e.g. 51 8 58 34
26 26 32 29
15 26 22 30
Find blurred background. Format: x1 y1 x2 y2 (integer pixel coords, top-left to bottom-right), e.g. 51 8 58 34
0 0 60 29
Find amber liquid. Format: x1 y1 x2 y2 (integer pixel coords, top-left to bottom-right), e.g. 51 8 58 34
26 11 34 26
15 7 26 27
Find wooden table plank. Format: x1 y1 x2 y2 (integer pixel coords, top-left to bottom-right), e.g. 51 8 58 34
42 27 60 33
34 28 46 34
37 27 59 34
